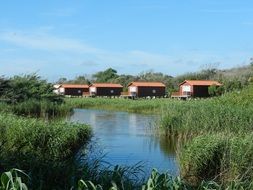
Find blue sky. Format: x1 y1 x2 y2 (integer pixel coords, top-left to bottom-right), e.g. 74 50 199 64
0 0 253 81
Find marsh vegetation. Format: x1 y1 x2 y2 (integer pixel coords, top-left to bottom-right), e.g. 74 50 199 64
0 65 252 189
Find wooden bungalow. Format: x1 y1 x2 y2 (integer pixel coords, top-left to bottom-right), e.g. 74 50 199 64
127 82 166 98
89 83 123 96
55 84 89 96
171 80 222 98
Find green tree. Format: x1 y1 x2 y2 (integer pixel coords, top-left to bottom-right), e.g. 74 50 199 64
208 85 218 96
6 74 63 103
56 77 67 84
93 68 119 82
0 76 10 98
74 76 90 84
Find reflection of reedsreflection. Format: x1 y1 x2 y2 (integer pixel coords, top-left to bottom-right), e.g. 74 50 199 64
90 111 96 125
141 132 177 157
128 114 138 134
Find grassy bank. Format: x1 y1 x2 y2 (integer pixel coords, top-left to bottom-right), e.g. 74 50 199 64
159 85 253 137
0 112 91 190
158 85 253 187
159 100 253 138
179 133 253 188
65 97 172 114
0 99 72 118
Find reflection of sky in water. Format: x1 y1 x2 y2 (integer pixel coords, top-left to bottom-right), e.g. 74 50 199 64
70 108 178 175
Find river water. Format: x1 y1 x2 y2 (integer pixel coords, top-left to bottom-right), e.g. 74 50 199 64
70 108 178 175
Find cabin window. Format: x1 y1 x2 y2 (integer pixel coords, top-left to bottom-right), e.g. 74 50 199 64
110 90 114 93
182 85 191 92
78 90 81 94
90 87 96 93
152 89 156 93
129 86 137 92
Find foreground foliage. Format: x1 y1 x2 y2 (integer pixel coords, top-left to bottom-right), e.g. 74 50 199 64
78 168 253 190
3 168 252 190
0 169 28 190
0 113 91 190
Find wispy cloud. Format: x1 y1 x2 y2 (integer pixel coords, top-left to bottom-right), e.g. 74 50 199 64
0 31 101 54
0 28 251 79
0 58 46 75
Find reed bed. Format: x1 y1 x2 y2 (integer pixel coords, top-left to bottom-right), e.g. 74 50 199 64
157 85 253 187
0 100 72 118
179 133 253 188
10 99 72 117
65 97 173 114
0 112 91 190
159 102 253 138
159 85 253 137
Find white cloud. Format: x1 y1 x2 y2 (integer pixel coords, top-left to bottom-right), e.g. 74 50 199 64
0 31 101 54
0 28 252 79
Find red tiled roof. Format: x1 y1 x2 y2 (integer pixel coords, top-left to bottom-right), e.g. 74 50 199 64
128 82 166 87
61 84 89 88
91 83 123 88
180 80 222 86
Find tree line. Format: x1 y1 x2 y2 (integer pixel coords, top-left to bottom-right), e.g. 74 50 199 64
56 63 253 95
0 63 252 103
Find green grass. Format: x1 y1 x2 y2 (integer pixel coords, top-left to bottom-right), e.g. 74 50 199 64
159 85 253 137
0 112 91 190
0 99 72 118
158 85 253 187
179 133 253 188
65 97 173 114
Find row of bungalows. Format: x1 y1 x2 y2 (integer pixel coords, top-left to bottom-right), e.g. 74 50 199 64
53 82 166 97
54 80 222 98
171 80 222 98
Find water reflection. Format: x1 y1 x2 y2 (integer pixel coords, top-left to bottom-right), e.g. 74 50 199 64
70 108 178 175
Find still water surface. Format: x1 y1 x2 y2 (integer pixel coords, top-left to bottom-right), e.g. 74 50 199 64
70 108 178 175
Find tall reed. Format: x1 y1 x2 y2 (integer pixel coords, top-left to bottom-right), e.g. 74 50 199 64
0 112 91 190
